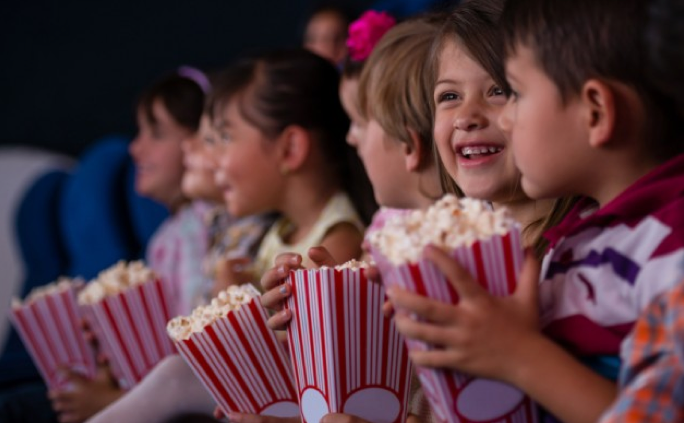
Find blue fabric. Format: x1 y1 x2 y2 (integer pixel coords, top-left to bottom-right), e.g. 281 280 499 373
59 136 137 280
124 156 169 259
370 0 452 17
1 170 70 386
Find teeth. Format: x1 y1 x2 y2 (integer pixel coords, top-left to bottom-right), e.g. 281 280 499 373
460 146 502 156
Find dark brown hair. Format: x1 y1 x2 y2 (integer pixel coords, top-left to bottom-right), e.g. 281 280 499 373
137 74 205 131
210 49 377 224
501 0 683 161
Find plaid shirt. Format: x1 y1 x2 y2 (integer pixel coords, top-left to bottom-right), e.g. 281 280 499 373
600 282 684 423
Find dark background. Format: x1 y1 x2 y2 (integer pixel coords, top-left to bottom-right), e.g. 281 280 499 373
1 0 391 158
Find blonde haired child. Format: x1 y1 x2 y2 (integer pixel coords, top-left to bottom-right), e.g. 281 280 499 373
390 0 684 423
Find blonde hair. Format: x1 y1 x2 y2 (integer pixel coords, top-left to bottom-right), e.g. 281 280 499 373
358 16 441 166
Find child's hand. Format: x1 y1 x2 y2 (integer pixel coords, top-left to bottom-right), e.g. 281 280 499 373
213 407 300 423
213 256 255 296
260 247 338 330
388 245 541 384
48 360 123 423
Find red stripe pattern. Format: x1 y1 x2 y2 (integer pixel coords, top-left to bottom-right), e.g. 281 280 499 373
172 298 299 417
9 287 96 389
80 278 175 389
371 228 539 423
286 268 413 423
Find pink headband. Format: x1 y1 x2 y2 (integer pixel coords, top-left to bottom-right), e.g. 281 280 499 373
178 65 211 94
346 10 396 62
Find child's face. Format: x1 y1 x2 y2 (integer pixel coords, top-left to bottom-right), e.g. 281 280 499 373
499 44 588 200
433 40 520 203
181 115 222 203
129 99 188 208
339 77 415 208
304 11 347 65
213 98 283 217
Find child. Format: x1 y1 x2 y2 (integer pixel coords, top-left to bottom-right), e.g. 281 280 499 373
600 0 684 420
210 48 372 283
303 6 349 67
84 111 271 423
388 1 684 423
129 72 213 316
47 70 209 423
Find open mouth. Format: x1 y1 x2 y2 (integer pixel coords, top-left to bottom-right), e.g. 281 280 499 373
459 145 503 160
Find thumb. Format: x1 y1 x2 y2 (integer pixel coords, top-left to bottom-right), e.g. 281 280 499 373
308 246 338 268
513 249 541 312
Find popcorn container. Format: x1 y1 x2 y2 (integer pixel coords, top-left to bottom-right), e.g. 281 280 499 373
80 278 176 389
371 228 539 423
9 286 96 389
286 267 413 423
172 298 299 417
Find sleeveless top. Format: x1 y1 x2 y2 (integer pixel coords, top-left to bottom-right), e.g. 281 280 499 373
253 192 364 279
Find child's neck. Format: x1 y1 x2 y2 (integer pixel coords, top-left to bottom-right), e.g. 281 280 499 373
590 156 659 207
493 197 555 247
279 179 339 245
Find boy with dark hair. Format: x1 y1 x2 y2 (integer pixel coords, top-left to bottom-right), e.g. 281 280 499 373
388 0 684 422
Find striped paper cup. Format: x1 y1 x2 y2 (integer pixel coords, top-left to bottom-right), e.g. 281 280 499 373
10 286 96 389
286 267 413 423
80 278 176 389
371 227 539 423
172 298 299 417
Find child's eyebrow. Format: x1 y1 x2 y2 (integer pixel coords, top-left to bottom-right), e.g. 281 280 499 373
434 78 459 87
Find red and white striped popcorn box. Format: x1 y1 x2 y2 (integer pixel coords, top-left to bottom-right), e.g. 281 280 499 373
80 278 176 389
286 267 413 423
9 286 96 389
172 297 300 417
371 227 539 423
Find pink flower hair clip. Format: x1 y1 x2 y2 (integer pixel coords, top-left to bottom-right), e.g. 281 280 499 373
346 10 396 62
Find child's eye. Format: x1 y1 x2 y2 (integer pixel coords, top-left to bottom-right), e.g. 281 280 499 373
489 86 506 97
437 92 460 103
218 131 232 144
203 136 215 146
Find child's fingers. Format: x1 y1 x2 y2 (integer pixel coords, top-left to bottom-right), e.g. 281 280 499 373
393 314 453 345
266 309 292 330
260 265 290 293
214 406 225 419
382 300 394 317
274 253 302 268
260 281 291 311
307 246 338 268
386 288 456 324
366 265 381 284
408 348 459 369
423 245 484 299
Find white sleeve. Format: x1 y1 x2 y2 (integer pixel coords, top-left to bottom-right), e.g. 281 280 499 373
87 355 216 423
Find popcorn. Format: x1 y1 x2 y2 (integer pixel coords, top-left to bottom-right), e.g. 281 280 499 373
13 277 83 307
168 284 299 417
332 259 370 270
369 195 516 264
369 195 535 423
78 260 157 305
10 276 96 388
167 284 260 341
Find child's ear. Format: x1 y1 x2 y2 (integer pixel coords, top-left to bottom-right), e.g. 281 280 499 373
581 79 616 149
278 125 310 172
403 128 424 172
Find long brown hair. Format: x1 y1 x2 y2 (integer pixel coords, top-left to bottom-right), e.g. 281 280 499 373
434 0 578 259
